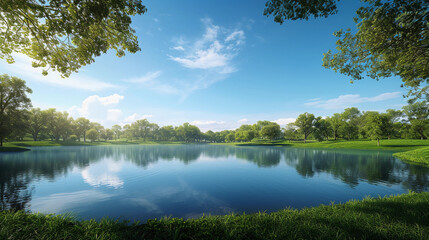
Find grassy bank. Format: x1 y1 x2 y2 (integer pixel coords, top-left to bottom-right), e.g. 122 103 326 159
233 139 429 165
0 146 29 152
234 139 429 152
393 146 429 165
1 139 186 152
1 192 428 240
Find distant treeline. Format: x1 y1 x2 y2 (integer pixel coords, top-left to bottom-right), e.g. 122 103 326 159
4 103 429 145
1 75 428 145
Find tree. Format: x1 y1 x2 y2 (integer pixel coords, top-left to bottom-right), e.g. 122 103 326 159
225 132 235 142
175 123 201 142
74 118 91 142
86 128 98 142
403 101 429 139
45 110 72 141
159 125 175 141
105 129 114 140
364 112 389 146
111 125 122 140
252 120 274 137
261 123 281 140
27 108 47 141
0 75 32 146
385 109 404 139
326 113 341 140
314 118 332 141
294 113 319 143
265 0 429 100
340 108 361 140
283 123 299 141
0 0 147 77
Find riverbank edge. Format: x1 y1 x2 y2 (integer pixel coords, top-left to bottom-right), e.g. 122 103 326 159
392 146 429 165
2 140 429 165
1 192 428 240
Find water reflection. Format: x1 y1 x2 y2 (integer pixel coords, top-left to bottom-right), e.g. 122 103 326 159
0 145 428 213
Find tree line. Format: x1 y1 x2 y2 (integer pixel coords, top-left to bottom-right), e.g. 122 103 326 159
1 74 428 146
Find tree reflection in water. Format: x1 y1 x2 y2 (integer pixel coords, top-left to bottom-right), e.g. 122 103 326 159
0 145 427 211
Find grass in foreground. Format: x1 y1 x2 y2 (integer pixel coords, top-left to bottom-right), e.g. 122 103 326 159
1 192 428 240
393 146 429 165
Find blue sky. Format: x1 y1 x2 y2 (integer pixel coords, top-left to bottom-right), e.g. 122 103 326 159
0 0 407 131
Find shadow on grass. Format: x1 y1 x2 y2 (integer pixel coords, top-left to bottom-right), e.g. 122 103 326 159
0 147 29 152
383 144 429 148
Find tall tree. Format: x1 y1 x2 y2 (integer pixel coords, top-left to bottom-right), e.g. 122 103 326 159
265 0 429 100
261 123 281 140
327 113 342 140
111 124 122 140
403 101 429 139
340 108 361 140
314 118 332 141
294 113 319 143
74 117 91 142
0 75 32 146
28 108 46 141
364 112 389 146
0 0 147 77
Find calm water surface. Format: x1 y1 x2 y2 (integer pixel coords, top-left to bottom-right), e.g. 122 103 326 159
0 145 428 221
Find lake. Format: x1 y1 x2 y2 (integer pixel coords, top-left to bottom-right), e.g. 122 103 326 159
0 145 428 221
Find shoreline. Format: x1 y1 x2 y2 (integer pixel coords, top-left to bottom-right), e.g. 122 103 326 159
1 192 428 239
2 139 428 165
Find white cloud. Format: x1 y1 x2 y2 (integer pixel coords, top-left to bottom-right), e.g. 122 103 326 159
68 94 125 127
81 159 124 188
107 109 123 121
172 46 185 51
169 19 244 71
0 53 119 91
125 71 162 83
237 118 249 123
123 71 182 96
191 120 226 125
273 118 296 126
123 113 153 123
305 92 401 110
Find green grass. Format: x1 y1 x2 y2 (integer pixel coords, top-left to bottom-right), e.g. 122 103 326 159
2 139 186 151
1 192 428 240
229 139 429 152
393 146 429 165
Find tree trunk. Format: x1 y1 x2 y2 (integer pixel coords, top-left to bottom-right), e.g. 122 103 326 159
0 136 2 147
84 133 86 142
377 138 380 146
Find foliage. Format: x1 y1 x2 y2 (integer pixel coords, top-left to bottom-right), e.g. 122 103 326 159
86 129 98 142
0 0 147 77
0 75 32 146
294 113 319 143
260 123 281 140
403 101 429 139
1 192 428 240
363 112 390 146
265 0 429 100
264 0 340 23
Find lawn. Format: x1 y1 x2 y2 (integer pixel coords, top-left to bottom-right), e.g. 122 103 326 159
1 192 428 240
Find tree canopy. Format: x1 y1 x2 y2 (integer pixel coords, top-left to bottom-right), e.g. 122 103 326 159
264 0 429 100
0 74 32 145
0 0 147 77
